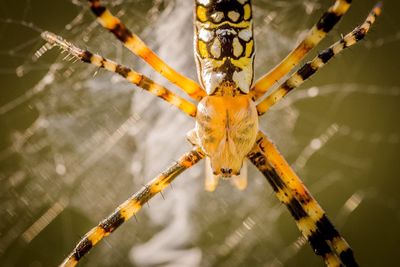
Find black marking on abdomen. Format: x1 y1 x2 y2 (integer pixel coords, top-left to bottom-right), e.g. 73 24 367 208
200 25 253 61
214 59 241 81
196 0 251 24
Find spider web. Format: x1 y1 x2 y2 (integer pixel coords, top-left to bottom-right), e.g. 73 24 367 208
0 0 399 267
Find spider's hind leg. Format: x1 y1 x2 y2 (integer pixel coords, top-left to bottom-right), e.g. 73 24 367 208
60 148 205 267
248 131 358 267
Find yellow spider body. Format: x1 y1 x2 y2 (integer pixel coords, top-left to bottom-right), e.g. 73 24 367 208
39 0 381 266
193 0 256 182
195 95 258 177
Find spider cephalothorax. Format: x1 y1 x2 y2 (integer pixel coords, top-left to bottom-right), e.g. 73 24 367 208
192 94 258 177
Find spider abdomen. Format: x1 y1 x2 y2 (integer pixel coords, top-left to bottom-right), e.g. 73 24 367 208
194 0 255 95
195 95 258 177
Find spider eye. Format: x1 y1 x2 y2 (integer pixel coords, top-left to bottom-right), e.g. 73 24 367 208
220 168 233 176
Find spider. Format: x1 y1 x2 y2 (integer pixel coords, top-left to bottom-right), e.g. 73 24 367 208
38 0 382 266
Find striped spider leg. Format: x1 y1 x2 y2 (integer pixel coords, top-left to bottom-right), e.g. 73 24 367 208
191 0 353 264
250 0 352 101
41 0 382 266
248 132 357 267
41 30 203 266
60 148 205 267
40 31 197 118
257 2 382 115
249 3 382 266
87 0 206 101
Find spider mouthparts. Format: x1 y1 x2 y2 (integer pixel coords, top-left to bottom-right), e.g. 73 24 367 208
220 168 241 178
220 168 233 176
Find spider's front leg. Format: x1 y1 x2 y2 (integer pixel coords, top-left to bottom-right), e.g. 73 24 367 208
60 148 205 267
40 32 197 118
87 0 206 101
256 3 382 116
250 0 352 100
248 131 358 267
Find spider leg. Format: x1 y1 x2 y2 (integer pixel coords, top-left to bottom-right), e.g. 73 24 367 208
250 0 352 101
248 131 358 267
41 31 197 117
256 3 382 116
60 148 204 267
87 0 206 101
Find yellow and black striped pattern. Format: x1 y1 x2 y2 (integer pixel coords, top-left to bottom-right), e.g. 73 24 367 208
250 0 352 101
60 148 205 267
248 131 358 267
46 0 384 266
41 31 197 117
88 0 206 101
256 3 382 116
194 0 255 95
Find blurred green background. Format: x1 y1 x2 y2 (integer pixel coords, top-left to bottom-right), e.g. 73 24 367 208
0 0 399 266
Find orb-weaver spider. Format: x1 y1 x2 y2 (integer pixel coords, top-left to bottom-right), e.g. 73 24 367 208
38 0 382 266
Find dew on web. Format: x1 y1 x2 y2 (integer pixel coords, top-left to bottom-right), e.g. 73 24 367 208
0 0 399 266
